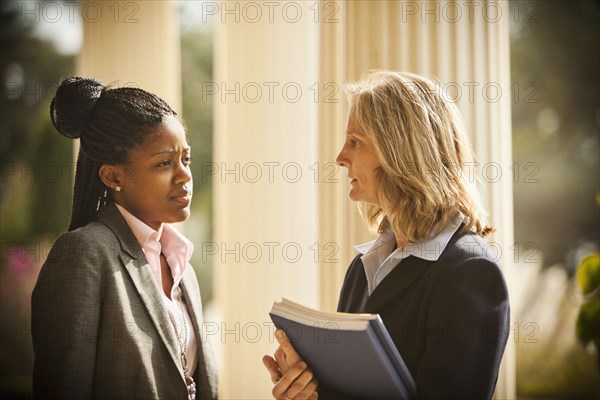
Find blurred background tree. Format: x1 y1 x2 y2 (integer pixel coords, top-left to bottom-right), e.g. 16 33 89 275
510 0 600 397
1 3 75 397
1 6 74 244
511 0 599 272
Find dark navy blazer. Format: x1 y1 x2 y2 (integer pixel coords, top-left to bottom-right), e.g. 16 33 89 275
321 229 510 400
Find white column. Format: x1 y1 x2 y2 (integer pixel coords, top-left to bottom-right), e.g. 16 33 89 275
316 0 349 310
77 0 181 113
213 2 320 398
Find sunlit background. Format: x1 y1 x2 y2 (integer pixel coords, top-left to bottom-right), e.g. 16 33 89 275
1 0 598 398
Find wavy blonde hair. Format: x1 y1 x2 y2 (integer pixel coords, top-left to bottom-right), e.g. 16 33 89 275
346 70 493 242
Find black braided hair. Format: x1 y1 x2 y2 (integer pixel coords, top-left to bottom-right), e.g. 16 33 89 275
50 77 176 231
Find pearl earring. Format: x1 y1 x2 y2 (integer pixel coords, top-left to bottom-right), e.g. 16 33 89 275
115 186 121 192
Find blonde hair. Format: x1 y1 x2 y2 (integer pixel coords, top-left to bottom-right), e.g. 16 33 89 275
346 70 493 243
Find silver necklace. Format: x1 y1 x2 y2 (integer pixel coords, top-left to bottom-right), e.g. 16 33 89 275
169 287 197 400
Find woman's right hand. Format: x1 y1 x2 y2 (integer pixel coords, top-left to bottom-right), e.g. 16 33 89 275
263 329 318 400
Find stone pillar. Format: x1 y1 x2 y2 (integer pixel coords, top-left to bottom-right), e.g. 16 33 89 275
77 0 181 112
212 2 320 397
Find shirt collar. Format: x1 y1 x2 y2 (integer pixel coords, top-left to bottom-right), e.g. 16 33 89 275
354 212 465 261
115 203 164 248
353 229 395 256
161 223 195 267
115 202 194 269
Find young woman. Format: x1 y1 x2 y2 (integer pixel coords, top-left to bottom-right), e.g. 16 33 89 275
264 71 510 399
31 77 218 399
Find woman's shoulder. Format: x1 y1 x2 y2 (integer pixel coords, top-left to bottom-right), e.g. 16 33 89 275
344 253 365 277
439 230 502 267
54 220 118 247
45 220 120 264
431 231 507 293
35 221 118 294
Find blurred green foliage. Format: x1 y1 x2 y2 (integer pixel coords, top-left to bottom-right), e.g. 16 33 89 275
0 20 74 244
578 254 600 295
575 254 600 367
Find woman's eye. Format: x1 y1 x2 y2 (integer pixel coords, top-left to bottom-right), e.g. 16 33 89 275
157 155 191 167
350 139 359 147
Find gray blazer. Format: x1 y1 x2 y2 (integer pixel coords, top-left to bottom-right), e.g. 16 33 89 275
32 202 218 400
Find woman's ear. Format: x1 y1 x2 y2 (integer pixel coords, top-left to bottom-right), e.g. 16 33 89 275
99 164 120 191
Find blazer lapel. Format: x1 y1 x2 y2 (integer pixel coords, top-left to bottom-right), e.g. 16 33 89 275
365 256 432 313
180 270 219 398
179 272 202 343
120 253 185 380
97 203 185 382
364 226 465 311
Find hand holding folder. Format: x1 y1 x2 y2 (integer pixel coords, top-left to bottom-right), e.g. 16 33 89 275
268 298 416 400
263 328 318 399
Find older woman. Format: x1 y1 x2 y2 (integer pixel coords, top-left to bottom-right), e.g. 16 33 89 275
264 71 510 400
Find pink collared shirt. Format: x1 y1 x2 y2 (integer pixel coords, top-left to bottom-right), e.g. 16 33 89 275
115 203 198 376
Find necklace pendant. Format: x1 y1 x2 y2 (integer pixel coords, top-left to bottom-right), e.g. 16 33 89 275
186 376 196 400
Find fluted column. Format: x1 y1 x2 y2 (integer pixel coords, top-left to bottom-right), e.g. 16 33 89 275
315 0 349 311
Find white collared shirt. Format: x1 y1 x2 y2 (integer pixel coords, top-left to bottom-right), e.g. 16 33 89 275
115 203 198 376
355 213 465 295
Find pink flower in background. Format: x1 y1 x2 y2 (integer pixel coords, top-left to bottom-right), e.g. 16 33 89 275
1 242 45 319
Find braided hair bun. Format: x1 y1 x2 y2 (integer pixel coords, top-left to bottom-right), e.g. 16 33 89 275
50 77 105 139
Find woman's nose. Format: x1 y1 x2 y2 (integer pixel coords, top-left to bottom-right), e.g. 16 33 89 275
176 162 192 184
336 148 349 168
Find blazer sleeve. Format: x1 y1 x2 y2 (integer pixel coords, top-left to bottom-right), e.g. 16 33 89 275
31 232 103 399
416 257 510 399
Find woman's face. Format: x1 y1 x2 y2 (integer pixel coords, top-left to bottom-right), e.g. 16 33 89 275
113 115 192 230
336 110 381 205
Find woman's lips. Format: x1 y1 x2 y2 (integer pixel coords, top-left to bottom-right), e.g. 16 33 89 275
171 193 192 206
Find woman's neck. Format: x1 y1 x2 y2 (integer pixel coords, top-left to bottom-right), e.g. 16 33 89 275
393 232 407 250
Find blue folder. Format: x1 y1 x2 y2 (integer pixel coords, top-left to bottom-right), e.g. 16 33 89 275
270 298 416 400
